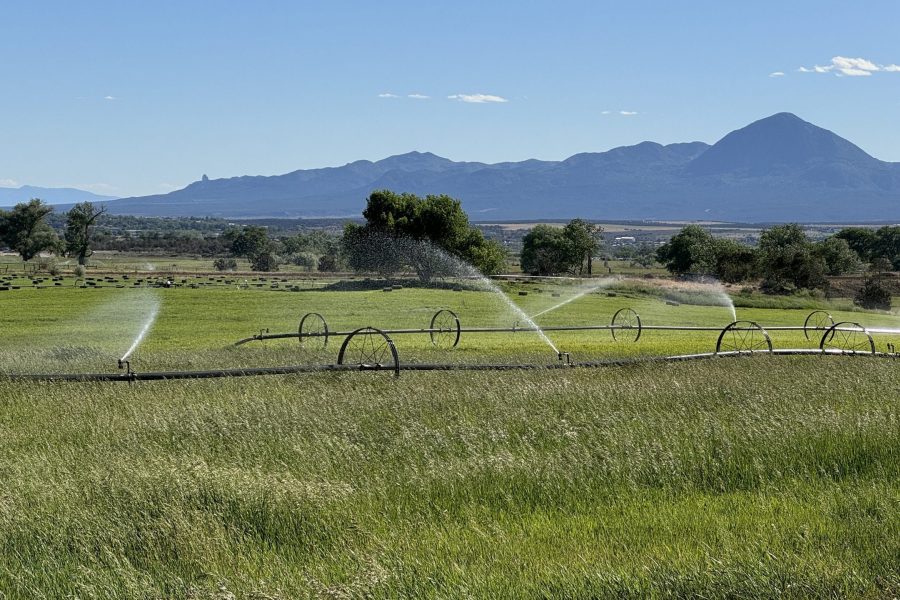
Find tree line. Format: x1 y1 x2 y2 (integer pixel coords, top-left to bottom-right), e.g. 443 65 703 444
0 199 106 265
655 223 894 308
4 194 898 308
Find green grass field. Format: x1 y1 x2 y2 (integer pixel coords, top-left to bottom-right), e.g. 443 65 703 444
0 277 898 597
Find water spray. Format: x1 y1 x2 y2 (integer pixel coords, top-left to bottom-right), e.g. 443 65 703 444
119 300 160 365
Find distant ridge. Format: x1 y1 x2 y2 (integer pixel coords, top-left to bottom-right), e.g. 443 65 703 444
88 114 900 221
0 185 116 208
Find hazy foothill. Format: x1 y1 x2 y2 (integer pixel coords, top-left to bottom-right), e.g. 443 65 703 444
2 3 899 597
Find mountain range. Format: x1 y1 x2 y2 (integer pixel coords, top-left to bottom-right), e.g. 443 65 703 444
14 113 900 222
0 186 116 207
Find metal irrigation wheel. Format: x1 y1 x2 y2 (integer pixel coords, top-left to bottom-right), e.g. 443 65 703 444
429 309 461 349
715 321 773 354
337 327 400 376
820 322 875 355
803 310 835 342
298 312 329 350
610 307 642 342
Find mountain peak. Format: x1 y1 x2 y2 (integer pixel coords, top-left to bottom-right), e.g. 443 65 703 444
687 112 875 176
375 151 456 171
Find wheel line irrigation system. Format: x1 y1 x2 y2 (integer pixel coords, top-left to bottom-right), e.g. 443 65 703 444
5 309 898 383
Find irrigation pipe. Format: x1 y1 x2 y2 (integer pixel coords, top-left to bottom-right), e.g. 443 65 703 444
3 348 891 384
234 324 879 346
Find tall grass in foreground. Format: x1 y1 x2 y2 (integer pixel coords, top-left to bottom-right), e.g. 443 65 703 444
0 356 897 598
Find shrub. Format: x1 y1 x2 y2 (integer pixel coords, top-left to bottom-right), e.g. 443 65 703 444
39 258 62 276
854 275 892 310
290 252 318 271
213 258 238 272
73 264 86 278
250 252 279 272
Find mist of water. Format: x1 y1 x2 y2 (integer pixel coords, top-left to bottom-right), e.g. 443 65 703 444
483 280 560 354
361 235 560 355
652 278 736 322
529 279 617 320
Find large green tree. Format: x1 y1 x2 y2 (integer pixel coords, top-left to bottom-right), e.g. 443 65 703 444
714 239 758 283
519 225 571 276
833 226 900 270
223 225 279 271
64 201 107 265
757 224 826 293
562 219 602 275
815 236 860 276
655 225 718 276
0 199 60 261
343 190 506 281
834 227 878 262
519 219 602 276
874 226 900 269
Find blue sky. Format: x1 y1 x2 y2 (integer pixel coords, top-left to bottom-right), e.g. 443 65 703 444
1 0 899 197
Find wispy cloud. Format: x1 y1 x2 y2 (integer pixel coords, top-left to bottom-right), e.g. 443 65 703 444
448 93 508 103
769 71 785 77
104 95 116 100
0 178 19 188
408 93 430 100
798 56 900 77
602 110 638 116
377 92 399 98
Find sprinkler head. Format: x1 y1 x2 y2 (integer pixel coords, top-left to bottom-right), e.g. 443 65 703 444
117 358 124 370
557 352 571 365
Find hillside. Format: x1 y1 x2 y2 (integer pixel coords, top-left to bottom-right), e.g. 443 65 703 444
96 113 900 221
0 185 116 207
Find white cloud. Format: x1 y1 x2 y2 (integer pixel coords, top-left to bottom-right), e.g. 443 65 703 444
601 110 612 115
0 178 19 188
833 56 878 72
619 110 638 116
769 71 785 77
448 93 508 103
408 93 430 99
104 95 116 100
377 93 399 98
836 68 871 77
799 56 899 77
